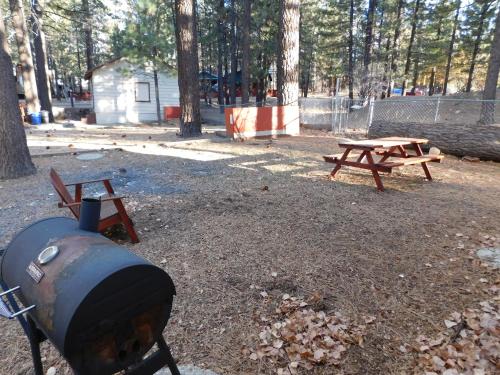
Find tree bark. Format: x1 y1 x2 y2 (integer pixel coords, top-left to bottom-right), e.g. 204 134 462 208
9 0 40 114
76 35 83 94
175 0 201 136
277 0 300 106
223 22 229 105
402 0 421 96
229 0 237 104
0 7 35 179
387 0 404 98
216 0 225 107
82 0 94 70
241 0 251 104
32 0 54 122
443 0 461 96
348 0 354 100
466 0 490 93
411 45 420 94
428 66 436 96
153 68 162 125
361 0 377 98
479 7 500 124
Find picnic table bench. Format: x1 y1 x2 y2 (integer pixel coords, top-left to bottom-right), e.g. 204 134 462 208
323 137 444 191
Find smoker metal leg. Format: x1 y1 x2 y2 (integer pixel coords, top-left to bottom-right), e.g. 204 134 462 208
26 316 44 375
0 281 43 375
125 336 180 375
157 337 180 375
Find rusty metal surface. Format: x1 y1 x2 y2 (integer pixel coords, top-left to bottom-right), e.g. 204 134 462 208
1 217 176 374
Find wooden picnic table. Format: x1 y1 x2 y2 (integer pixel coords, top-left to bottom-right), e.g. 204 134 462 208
323 137 444 191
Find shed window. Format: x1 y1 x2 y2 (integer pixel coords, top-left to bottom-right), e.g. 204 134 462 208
135 82 150 102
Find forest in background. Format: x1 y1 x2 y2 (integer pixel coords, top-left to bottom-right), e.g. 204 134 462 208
1 0 499 102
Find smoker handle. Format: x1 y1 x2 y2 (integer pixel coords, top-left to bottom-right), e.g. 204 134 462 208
0 285 36 319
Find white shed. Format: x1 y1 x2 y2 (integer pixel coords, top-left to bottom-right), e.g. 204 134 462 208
85 58 179 124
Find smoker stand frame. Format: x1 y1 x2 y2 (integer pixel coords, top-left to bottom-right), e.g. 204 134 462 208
0 280 180 375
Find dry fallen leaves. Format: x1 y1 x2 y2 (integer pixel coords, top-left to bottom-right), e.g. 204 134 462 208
248 295 370 373
414 281 499 374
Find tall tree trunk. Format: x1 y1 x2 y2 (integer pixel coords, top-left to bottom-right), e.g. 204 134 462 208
9 0 40 114
411 44 420 94
382 37 391 98
0 7 35 179
303 67 311 97
402 0 421 96
241 0 251 104
387 0 404 98
223 24 229 105
76 35 83 94
256 49 266 106
229 0 237 104
428 66 436 96
348 0 354 100
479 7 500 124
443 0 461 96
175 0 201 136
82 0 94 70
277 0 300 106
216 0 225 106
32 0 53 122
361 0 377 98
153 68 162 125
466 0 490 93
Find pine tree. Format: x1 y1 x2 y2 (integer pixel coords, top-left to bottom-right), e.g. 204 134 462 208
9 0 40 113
442 0 461 96
0 7 35 179
277 0 300 105
241 0 251 104
32 0 54 121
175 0 202 136
479 7 500 124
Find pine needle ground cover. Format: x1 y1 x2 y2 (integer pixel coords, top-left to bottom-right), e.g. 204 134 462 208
0 126 499 374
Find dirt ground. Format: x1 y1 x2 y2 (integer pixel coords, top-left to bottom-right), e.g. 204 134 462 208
0 124 499 375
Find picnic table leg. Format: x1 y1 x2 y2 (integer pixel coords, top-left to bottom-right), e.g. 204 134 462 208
355 150 367 163
330 148 352 178
412 143 432 180
365 151 385 191
378 146 396 163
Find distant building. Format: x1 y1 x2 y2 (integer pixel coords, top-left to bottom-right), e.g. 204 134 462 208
84 58 179 124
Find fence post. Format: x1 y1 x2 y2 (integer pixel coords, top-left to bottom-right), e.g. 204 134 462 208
367 97 375 131
434 97 440 124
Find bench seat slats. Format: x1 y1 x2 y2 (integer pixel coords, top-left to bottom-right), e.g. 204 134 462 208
377 155 444 168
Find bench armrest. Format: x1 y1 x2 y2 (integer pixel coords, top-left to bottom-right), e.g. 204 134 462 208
64 177 113 186
59 195 126 208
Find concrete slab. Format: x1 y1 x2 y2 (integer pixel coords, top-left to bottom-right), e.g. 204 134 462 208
477 247 500 268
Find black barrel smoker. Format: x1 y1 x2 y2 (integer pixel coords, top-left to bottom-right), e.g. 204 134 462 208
0 217 180 375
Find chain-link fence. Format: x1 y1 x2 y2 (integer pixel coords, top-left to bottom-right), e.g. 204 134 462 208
300 97 370 134
300 96 500 135
371 98 500 126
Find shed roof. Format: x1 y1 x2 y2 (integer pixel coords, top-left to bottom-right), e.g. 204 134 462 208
83 57 123 80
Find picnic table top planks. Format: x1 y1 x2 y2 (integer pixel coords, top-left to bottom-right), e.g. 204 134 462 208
338 137 429 149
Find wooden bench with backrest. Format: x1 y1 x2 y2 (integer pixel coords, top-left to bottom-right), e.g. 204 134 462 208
49 168 139 243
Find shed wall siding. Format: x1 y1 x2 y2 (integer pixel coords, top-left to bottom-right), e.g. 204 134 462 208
92 61 179 124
